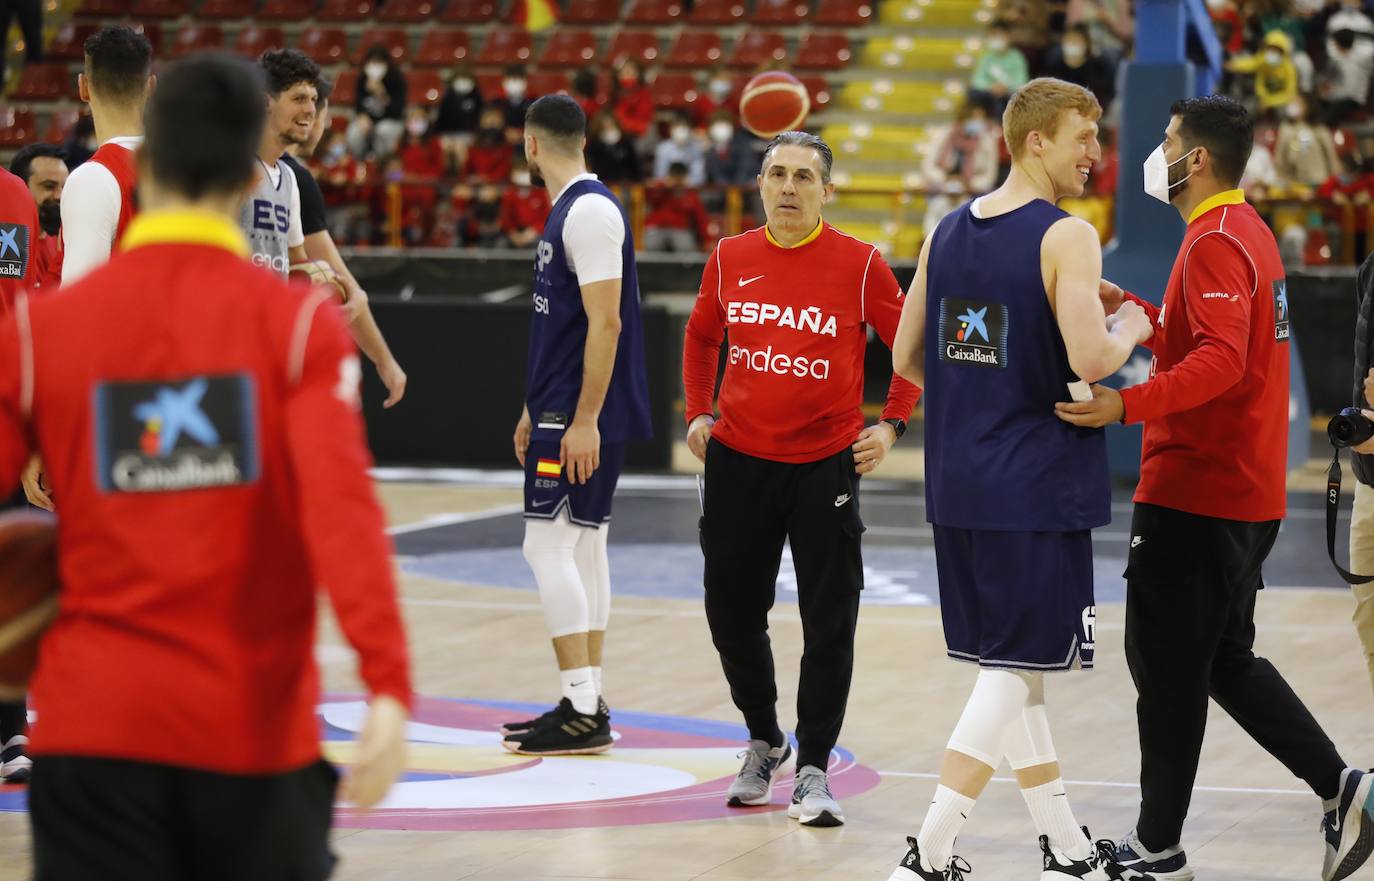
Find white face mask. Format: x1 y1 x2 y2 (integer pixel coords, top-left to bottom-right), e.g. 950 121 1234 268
504 79 526 99
671 125 691 145
1062 42 1086 63
407 119 427 136
1142 144 1198 204
601 130 622 145
512 170 531 186
710 79 731 97
454 78 474 93
988 36 1008 52
1285 103 1303 120
709 122 733 143
1265 49 1283 66
365 62 386 80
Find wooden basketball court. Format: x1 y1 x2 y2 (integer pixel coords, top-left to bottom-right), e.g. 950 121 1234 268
1 467 1371 881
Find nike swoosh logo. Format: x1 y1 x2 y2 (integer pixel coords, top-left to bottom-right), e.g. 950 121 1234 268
738 275 765 287
1333 814 1342 832
531 500 553 508
834 494 851 507
570 680 589 687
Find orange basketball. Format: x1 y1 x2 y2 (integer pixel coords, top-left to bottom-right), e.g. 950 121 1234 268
0 509 59 700
739 71 811 139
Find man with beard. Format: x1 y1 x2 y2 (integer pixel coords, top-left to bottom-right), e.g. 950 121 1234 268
9 143 68 290
241 49 317 277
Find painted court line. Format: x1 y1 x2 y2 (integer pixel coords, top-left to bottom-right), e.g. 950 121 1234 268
386 505 525 535
876 771 1310 797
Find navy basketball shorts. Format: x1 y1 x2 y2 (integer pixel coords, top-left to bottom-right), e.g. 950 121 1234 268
523 439 627 528
932 526 1096 671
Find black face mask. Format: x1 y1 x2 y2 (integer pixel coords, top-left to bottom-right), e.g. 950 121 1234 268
38 201 61 236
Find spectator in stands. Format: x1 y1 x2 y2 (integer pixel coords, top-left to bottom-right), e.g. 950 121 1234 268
8 143 65 290
1327 0 1374 38
1046 25 1116 112
921 98 1000 236
705 72 735 120
313 127 370 244
1209 0 1246 55
1065 0 1133 67
643 161 711 253
1321 27 1374 124
586 112 643 183
1228 31 1301 111
430 195 461 248
464 107 515 183
464 184 506 247
705 110 759 186
970 20 1029 115
493 65 533 132
349 45 408 161
399 108 445 181
1318 151 1374 261
500 156 551 249
63 115 96 169
654 113 707 186
610 58 654 142
1276 94 1341 187
571 68 603 123
1243 137 1281 199
0 0 43 92
434 68 483 174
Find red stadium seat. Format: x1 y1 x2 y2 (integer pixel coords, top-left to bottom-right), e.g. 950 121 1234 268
440 0 499 22
538 29 598 68
9 63 70 102
728 30 787 68
562 0 619 24
170 25 225 58
607 30 660 65
44 108 83 144
688 0 746 25
415 30 469 66
47 24 98 62
751 0 810 24
409 69 445 107
664 32 723 67
197 0 256 17
795 31 849 70
799 74 831 110
131 0 189 17
474 29 533 66
649 72 699 110
297 27 349 64
476 72 503 99
257 0 316 18
625 0 681 24
130 23 165 56
378 0 435 20
333 69 360 103
233 25 286 58
527 70 569 97
354 28 410 63
813 0 871 25
317 0 375 19
0 108 38 149
73 0 130 17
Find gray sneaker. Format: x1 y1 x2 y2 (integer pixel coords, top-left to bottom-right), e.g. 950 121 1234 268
787 764 844 826
726 739 793 807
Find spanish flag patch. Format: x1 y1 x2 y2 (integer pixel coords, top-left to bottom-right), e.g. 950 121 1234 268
536 458 562 477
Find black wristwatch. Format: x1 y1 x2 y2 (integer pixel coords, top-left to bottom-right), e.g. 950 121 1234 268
882 418 907 439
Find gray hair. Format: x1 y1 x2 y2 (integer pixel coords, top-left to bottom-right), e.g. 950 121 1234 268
760 131 834 184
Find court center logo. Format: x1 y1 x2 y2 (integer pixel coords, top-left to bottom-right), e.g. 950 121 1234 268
939 298 1008 368
0 222 30 280
1274 279 1289 342
93 374 260 493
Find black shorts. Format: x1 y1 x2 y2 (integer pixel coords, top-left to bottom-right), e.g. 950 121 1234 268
29 755 339 881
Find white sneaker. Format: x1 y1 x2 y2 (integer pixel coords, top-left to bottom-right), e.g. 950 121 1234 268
1 735 31 784
787 765 844 827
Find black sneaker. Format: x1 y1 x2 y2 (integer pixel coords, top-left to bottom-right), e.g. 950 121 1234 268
887 836 972 880
501 698 612 756
501 697 609 736
1323 767 1374 881
1041 829 1156 880
0 735 31 784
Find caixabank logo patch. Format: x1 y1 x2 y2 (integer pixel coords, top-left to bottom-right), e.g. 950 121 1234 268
93 374 259 493
0 223 30 280
939 297 1008 368
1274 279 1289 342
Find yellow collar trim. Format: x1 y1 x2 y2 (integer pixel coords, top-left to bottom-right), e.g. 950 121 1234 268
120 210 251 258
765 220 824 249
1188 189 1246 225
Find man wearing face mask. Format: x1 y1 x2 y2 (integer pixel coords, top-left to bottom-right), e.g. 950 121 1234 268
9 143 68 291
970 20 1028 115
494 65 533 131
435 69 483 173
704 111 758 188
348 45 407 160
1055 95 1374 881
653 113 707 187
1323 27 1374 125
499 156 551 248
1226 30 1299 112
586 114 642 183
1046 25 1115 113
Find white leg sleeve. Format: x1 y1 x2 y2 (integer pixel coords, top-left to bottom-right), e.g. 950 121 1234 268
946 669 1034 768
523 514 590 638
574 520 611 632
1004 673 1058 770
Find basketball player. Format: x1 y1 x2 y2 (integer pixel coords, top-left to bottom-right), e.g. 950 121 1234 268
0 165 37 784
283 72 407 407
0 53 410 879
256 52 407 407
61 24 151 285
886 78 1154 880
1057 95 1374 881
682 131 920 827
502 94 652 756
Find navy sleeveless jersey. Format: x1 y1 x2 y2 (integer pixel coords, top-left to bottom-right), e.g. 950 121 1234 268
527 178 653 444
923 199 1109 532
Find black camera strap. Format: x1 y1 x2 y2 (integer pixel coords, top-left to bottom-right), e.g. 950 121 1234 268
1327 448 1374 584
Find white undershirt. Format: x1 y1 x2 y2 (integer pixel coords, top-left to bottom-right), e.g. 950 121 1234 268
556 173 625 285
265 159 305 249
60 135 142 285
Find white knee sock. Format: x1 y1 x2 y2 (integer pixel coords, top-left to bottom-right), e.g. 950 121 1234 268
523 515 590 639
916 785 976 873
1005 676 1091 860
574 522 611 699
